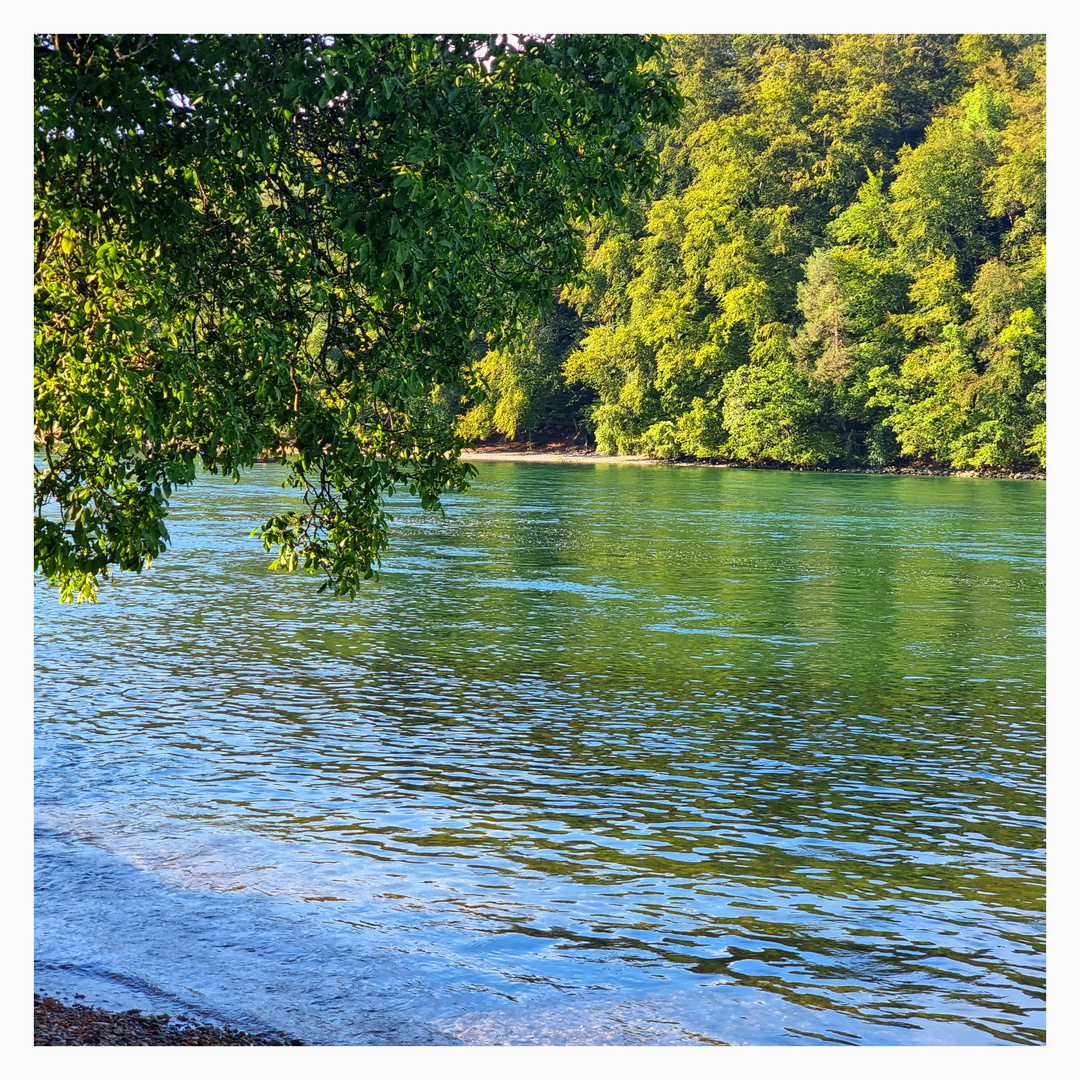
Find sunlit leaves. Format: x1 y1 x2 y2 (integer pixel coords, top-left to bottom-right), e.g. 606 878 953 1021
554 34 1044 471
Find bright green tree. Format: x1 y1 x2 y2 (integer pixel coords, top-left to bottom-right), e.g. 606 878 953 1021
456 301 587 443
562 34 974 465
560 34 1043 472
721 358 841 464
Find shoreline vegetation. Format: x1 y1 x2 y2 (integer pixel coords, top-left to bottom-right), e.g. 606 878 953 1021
36 439 1046 481
33 993 303 1046
246 438 1044 479
458 443 1045 480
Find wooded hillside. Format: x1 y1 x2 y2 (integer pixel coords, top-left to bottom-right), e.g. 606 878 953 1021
459 34 1046 471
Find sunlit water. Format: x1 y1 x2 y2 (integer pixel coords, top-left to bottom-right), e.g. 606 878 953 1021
34 462 1045 1045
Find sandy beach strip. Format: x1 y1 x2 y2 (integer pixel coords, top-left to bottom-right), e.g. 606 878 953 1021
459 448 1044 479
460 448 663 465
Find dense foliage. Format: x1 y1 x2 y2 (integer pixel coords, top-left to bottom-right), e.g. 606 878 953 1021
34 33 681 600
466 34 1046 472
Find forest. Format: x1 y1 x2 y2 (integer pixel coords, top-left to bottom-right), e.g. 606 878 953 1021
456 34 1046 472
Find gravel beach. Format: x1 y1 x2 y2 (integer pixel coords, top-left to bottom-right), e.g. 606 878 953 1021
33 994 304 1046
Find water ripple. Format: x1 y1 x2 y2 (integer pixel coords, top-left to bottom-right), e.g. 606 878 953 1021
35 463 1044 1044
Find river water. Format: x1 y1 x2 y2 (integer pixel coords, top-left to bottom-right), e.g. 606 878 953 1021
34 462 1045 1045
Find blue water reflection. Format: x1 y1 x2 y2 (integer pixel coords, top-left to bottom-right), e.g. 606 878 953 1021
35 463 1045 1044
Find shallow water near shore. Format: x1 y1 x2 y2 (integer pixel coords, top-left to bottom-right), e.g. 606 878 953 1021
34 462 1045 1045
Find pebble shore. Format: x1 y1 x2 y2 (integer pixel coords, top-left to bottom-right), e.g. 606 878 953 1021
34 994 304 1046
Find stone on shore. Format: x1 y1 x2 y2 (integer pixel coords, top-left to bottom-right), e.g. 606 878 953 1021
34 994 303 1046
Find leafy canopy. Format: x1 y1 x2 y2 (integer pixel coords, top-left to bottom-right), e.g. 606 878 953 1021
34 33 681 601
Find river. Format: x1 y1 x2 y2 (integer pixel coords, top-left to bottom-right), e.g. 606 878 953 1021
34 462 1045 1045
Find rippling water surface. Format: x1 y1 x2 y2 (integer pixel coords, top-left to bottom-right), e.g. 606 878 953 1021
34 463 1045 1045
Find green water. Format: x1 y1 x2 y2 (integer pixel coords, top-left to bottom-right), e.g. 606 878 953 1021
35 462 1045 1044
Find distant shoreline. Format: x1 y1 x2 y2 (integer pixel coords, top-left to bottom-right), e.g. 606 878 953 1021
459 447 1045 480
41 440 1033 480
